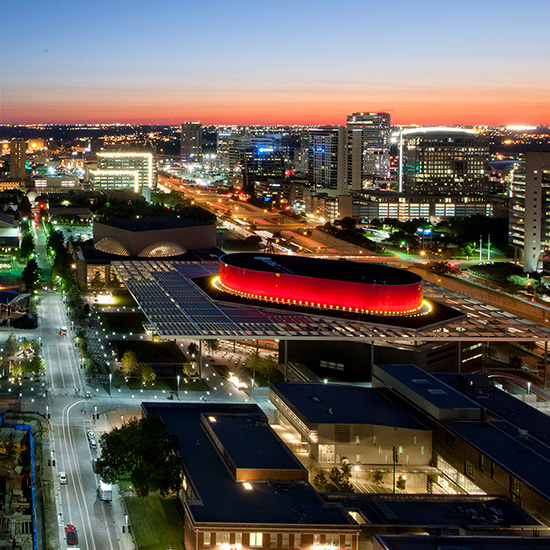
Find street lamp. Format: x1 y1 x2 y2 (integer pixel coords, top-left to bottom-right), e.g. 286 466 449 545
527 381 532 395
108 373 112 397
176 375 181 400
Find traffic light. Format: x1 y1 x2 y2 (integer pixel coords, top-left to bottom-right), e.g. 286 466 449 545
39 202 45 210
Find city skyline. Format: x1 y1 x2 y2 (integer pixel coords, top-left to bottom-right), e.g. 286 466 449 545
2 0 549 126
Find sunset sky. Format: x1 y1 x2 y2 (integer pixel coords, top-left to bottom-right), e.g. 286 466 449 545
2 0 549 126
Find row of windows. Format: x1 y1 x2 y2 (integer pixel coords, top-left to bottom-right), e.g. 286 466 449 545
203 532 352 548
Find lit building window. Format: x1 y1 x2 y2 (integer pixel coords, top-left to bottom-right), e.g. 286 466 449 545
250 533 263 547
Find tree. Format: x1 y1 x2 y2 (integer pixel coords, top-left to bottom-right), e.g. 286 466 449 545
328 463 354 493
28 355 45 374
4 333 19 356
245 353 279 383
120 350 139 379
336 217 356 231
31 338 41 355
371 471 384 485
19 234 35 260
182 361 196 377
47 230 65 256
21 259 41 291
205 339 219 353
20 339 31 352
313 466 354 493
89 271 105 291
313 470 331 492
96 415 182 497
187 343 199 356
139 363 157 386
396 476 407 491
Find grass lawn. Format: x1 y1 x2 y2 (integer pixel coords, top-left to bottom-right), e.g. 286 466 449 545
467 262 525 287
112 293 139 307
125 496 185 550
102 313 147 333
114 341 186 363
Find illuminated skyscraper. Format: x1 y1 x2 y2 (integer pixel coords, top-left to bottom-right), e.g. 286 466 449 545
181 122 203 162
510 153 550 273
346 112 391 189
90 145 157 193
399 128 488 196
10 138 26 180
308 127 347 195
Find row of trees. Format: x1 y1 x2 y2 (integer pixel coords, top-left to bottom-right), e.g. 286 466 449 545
120 350 157 386
313 464 354 493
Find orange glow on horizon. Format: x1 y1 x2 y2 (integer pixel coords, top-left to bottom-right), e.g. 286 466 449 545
2 85 549 126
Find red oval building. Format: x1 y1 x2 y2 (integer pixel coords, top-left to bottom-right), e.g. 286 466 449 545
216 253 424 316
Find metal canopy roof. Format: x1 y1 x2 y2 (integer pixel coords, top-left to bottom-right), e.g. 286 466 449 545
112 261 550 342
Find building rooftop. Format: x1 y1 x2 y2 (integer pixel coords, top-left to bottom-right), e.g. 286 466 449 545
101 215 208 232
373 364 483 421
142 403 357 527
221 253 423 286
445 419 550 501
270 383 428 430
436 373 550 447
78 245 222 263
111 260 550 341
202 412 307 480
375 535 550 550
323 494 538 528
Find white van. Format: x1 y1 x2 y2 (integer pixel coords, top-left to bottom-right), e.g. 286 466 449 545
98 480 112 501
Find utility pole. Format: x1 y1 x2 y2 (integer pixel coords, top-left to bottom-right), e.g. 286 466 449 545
487 234 491 262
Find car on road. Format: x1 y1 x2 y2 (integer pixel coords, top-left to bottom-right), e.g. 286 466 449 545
59 327 68 336
87 430 95 441
65 524 78 545
58 472 67 485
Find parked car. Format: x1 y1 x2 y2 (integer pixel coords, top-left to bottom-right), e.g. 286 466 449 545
65 524 78 545
58 472 67 485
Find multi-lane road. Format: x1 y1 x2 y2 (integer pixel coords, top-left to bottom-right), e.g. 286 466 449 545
37 291 127 550
33 288 254 549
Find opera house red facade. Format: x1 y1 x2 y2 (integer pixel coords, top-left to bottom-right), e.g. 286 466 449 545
216 253 424 316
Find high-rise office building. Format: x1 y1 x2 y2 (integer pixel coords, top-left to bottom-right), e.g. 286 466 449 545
239 147 286 196
307 127 347 196
10 138 26 180
346 112 391 189
399 128 489 196
509 153 550 273
90 145 157 193
181 122 203 162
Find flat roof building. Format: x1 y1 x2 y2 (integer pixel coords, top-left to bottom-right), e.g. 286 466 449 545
90 145 157 193
373 364 550 523
270 383 431 467
142 402 360 550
